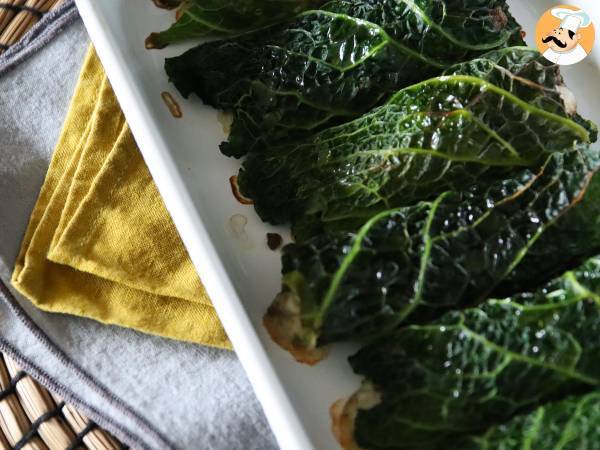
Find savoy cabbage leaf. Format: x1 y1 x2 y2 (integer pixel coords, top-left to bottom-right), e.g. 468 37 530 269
165 0 524 157
459 392 600 450
238 48 596 239
147 0 321 48
263 147 600 363
342 256 600 450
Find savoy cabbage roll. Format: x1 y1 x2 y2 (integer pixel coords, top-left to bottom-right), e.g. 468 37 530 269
264 146 600 363
331 255 600 449
457 392 600 450
238 48 596 240
165 0 525 157
147 0 322 48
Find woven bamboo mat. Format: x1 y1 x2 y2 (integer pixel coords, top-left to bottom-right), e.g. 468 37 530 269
0 352 127 450
0 0 66 54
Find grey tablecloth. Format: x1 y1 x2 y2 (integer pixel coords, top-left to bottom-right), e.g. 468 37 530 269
0 12 277 450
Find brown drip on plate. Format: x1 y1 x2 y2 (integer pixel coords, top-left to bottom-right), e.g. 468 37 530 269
161 91 183 118
151 0 181 10
266 233 283 251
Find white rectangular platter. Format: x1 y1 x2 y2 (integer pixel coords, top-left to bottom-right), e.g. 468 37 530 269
75 1 600 449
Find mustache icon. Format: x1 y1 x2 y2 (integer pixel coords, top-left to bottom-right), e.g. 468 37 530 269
542 35 568 48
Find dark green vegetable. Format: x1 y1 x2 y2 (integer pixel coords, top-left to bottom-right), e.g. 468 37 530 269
499 165 600 295
147 0 321 48
442 47 596 138
263 147 600 363
238 48 596 239
341 256 600 450
165 0 524 157
459 392 600 450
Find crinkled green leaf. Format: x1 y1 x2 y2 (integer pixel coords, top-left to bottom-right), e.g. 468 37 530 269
497 164 600 295
165 0 524 157
264 147 600 354
147 0 321 47
460 392 600 450
348 256 600 450
238 48 595 239
443 48 596 138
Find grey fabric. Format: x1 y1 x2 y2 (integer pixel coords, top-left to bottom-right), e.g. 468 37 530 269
0 19 277 450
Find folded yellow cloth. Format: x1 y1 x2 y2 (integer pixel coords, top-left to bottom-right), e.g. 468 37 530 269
12 46 231 350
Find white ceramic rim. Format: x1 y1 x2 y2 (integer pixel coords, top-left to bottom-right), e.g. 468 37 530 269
74 2 314 449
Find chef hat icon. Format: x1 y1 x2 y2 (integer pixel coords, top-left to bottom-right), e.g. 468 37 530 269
551 8 592 33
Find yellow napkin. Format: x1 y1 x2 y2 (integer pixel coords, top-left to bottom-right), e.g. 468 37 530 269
12 46 231 350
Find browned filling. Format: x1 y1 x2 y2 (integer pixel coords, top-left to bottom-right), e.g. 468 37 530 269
331 383 382 450
263 291 328 365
